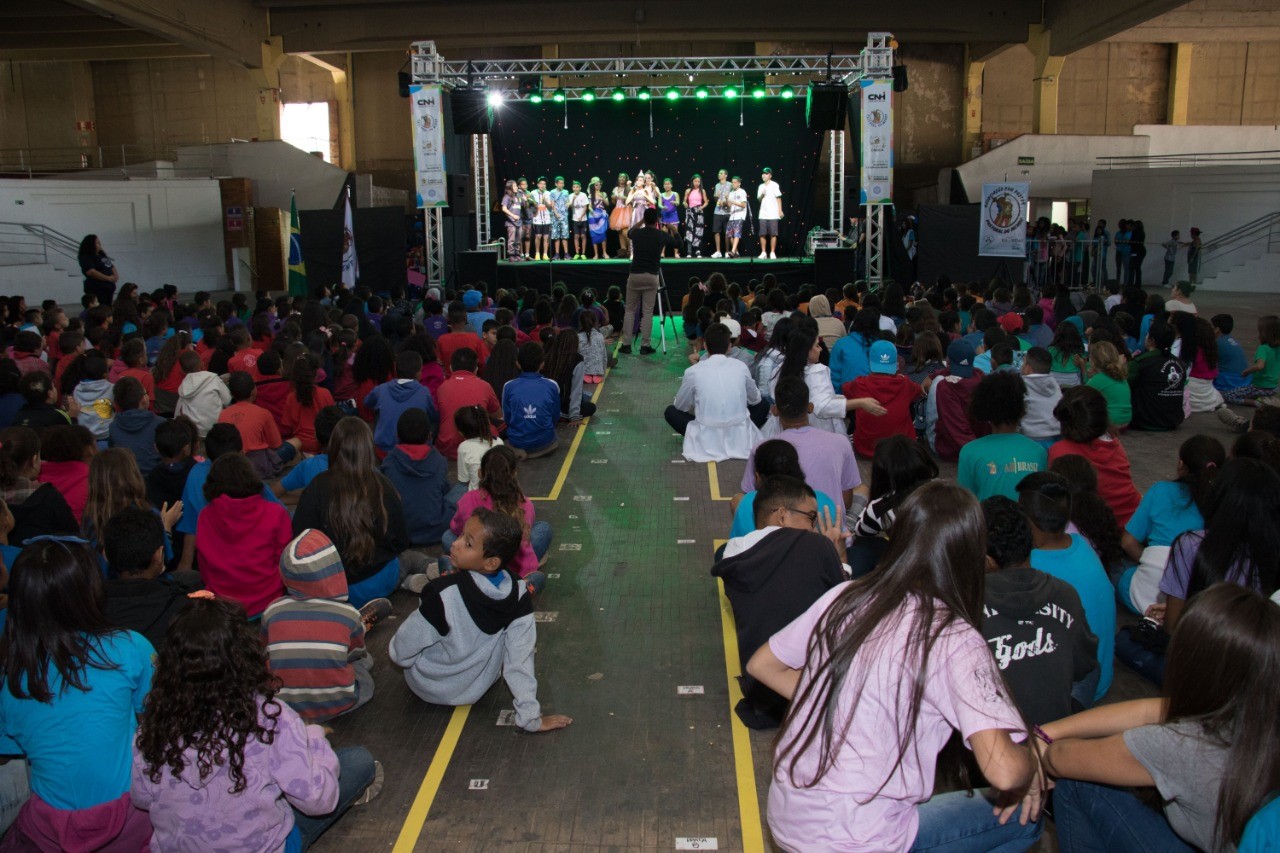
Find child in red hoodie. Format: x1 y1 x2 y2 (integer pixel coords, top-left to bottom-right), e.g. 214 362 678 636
36 424 95 525
843 339 924 459
194 452 292 617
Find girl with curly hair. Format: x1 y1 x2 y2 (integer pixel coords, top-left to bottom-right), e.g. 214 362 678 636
132 595 380 850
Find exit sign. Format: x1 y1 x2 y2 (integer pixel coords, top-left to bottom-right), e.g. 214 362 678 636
1017 156 1035 166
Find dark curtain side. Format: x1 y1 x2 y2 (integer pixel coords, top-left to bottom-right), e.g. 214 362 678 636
489 98 825 255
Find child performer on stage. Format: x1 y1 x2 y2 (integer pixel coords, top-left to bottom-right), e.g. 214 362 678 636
684 174 708 258
756 167 783 259
500 180 523 261
568 180 590 260
588 178 609 260
711 169 733 258
726 176 749 258
611 173 632 256
531 177 552 261
660 177 682 258
550 176 571 261
627 174 655 228
518 177 534 260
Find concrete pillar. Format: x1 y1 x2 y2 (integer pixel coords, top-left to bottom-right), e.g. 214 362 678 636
332 55 356 170
962 47 986 161
1167 42 1192 126
1028 25 1065 135
249 36 285 141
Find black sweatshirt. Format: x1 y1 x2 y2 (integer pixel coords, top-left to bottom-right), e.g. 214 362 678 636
627 225 679 275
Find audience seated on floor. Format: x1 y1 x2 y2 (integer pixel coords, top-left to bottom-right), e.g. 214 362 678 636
101 505 202 649
958 370 1047 501
666 322 765 462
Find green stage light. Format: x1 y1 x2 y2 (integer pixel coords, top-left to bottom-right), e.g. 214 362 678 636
611 87 626 101
529 91 543 104
665 86 680 100
581 87 596 102
780 87 796 99
694 84 709 100
552 88 566 103
637 86 651 101
722 85 739 99
750 84 767 99
746 75 767 99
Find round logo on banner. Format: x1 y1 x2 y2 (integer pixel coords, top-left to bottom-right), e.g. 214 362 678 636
867 109 888 127
982 184 1028 235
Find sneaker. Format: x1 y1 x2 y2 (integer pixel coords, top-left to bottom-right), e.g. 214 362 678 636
353 761 384 806
400 573 431 594
525 571 547 596
359 598 393 630
1217 406 1250 432
619 344 633 354
769 252 777 259
758 252 768 259
711 251 723 259
639 345 657 355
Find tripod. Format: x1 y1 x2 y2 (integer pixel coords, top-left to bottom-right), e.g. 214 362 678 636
654 268 679 354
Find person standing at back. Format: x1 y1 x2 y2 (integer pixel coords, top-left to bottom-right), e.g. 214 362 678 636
756 168 783 260
619 208 679 356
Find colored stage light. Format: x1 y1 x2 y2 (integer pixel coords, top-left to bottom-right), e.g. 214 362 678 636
611 87 626 101
529 91 543 104
694 85 709 99
723 85 739 99
637 86 651 101
486 91 504 107
552 88 566 102
582 87 596 102
665 86 680 100
746 76 767 99
780 87 796 99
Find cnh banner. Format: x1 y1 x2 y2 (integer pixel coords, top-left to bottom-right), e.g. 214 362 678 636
410 84 448 209
979 182 1029 258
860 80 893 205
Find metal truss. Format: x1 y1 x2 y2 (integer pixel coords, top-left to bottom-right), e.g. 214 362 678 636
828 130 845 233
865 204 886 290
471 133 491 247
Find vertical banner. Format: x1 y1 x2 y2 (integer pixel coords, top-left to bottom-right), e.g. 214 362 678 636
287 191 308 296
410 83 448 209
978 182 1030 257
341 189 360 288
859 80 893 205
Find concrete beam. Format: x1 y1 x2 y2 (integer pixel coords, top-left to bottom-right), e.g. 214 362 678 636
962 47 985 161
1109 0 1280 43
270 0 1040 54
1167 42 1192 126
1043 0 1186 56
1029 25 1065 135
0 44 202 62
64 0 268 68
249 36 286 141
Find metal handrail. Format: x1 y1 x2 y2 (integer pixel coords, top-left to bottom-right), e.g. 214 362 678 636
1097 150 1280 169
1202 212 1280 256
0 221 83 266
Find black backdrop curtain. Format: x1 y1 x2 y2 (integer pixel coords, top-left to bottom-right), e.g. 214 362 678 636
917 204 1023 285
298 207 408 292
489 99 824 255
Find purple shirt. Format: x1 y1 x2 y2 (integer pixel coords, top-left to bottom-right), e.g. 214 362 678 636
766 585 1024 850
131 697 340 851
1159 530 1261 600
741 426 861 516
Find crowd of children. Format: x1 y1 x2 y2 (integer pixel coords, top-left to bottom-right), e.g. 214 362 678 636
0 284 576 847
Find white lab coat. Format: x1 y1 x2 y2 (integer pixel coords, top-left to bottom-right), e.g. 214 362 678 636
761 361 847 437
671 354 763 462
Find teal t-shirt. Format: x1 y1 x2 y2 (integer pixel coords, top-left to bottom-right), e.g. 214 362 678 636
729 489 840 539
0 630 154 809
1086 372 1132 427
1032 535 1114 701
1253 343 1279 390
957 432 1048 501
1125 480 1202 547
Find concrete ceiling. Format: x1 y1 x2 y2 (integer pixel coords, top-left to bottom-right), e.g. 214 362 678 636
1 0 1277 66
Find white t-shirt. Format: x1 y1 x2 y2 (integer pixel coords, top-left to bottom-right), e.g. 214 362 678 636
568 192 589 222
456 436 503 490
728 188 749 221
757 181 782 220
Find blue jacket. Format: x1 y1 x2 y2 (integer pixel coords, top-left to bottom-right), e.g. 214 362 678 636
828 332 872 392
108 408 165 476
380 445 453 546
364 379 438 452
502 372 560 451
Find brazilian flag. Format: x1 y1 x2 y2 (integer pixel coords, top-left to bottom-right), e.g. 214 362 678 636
288 191 308 296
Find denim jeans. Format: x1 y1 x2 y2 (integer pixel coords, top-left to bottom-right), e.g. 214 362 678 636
909 788 1042 852
290 746 377 850
1113 628 1166 686
0 759 29 835
346 558 399 610
1052 778 1193 852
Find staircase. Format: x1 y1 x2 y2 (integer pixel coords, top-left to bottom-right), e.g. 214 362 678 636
0 222 84 297
1198 212 1280 293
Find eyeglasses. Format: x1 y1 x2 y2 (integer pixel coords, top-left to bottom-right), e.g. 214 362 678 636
783 506 819 528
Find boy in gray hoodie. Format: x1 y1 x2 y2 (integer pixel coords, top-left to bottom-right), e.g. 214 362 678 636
388 507 572 734
1019 347 1063 448
174 350 230 438
73 351 114 443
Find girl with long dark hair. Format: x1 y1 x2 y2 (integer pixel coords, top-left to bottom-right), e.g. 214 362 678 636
1047 453 1125 572
747 481 1042 851
763 326 885 437
0 539 154 846
282 353 336 455
480 339 520 401
350 335 395 422
77 234 118 306
132 595 379 849
753 315 793 404
541 328 595 423
1039 583 1280 852
1048 320 1087 387
292 417 408 609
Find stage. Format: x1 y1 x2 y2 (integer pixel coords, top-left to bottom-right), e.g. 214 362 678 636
485 256 816 302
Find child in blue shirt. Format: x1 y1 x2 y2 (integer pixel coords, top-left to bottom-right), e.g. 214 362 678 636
363 351 438 454
501 342 561 458
1211 314 1251 393
275 405 347 498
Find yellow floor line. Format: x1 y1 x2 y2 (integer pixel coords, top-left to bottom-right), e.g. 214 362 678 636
529 348 616 502
392 704 472 853
714 540 766 853
707 461 732 502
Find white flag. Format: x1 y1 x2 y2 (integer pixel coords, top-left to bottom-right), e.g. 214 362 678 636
341 190 359 289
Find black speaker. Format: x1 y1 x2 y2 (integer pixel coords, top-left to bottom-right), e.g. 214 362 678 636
815 248 858 289
456 250 498 286
446 174 472 216
450 88 490 134
893 65 909 93
397 71 410 98
806 82 849 131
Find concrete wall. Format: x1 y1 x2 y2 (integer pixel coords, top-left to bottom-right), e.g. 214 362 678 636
894 44 965 200
1058 43 1170 135
1090 164 1280 286
175 141 350 210
1188 42 1280 124
956 134 1151 201
352 51 415 191
0 61 99 170
1138 123 1280 156
0 178 227 301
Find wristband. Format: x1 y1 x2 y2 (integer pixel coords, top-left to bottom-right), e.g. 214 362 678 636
1033 725 1053 744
